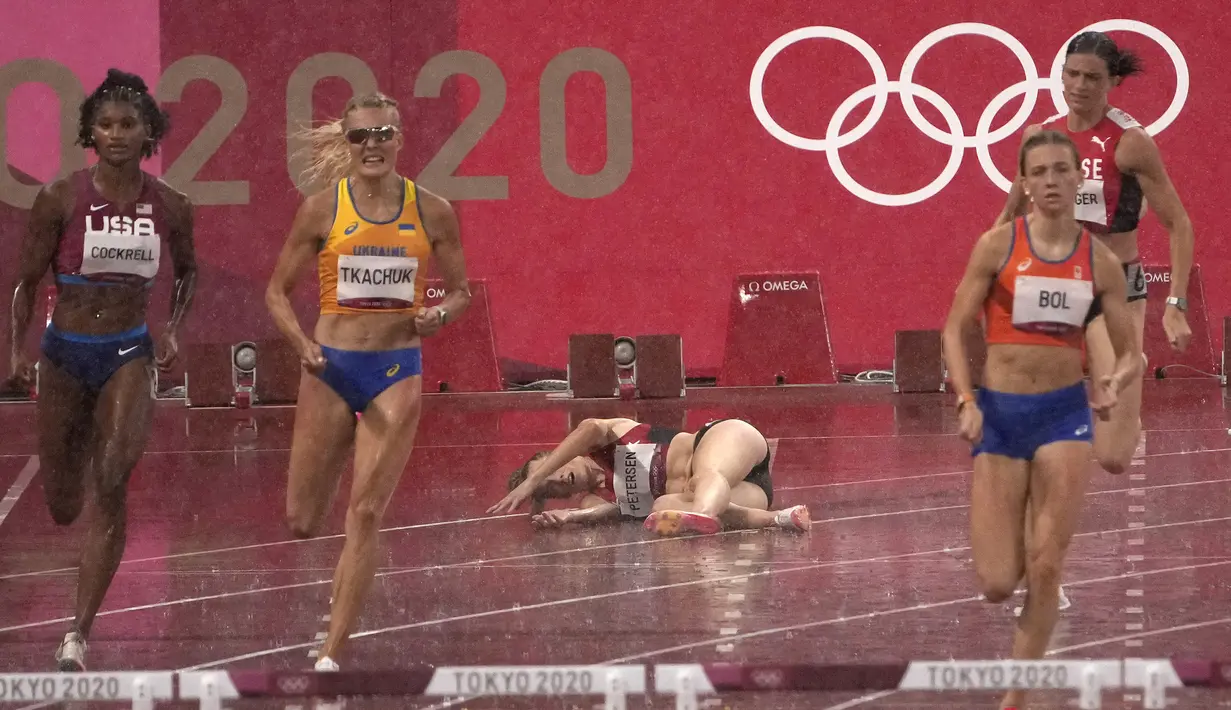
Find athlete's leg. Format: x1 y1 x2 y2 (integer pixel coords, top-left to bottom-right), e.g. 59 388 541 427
652 483 809 531
683 420 769 519
285 371 357 538
1085 297 1147 474
36 357 95 526
970 452 1031 604
53 358 155 673
318 374 423 662
999 440 1091 709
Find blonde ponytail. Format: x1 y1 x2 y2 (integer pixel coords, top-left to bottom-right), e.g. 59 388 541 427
289 92 402 195
291 119 351 194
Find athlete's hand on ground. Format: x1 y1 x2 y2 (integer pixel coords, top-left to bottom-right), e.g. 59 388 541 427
531 509 574 529
1090 375 1119 420
957 403 983 445
487 485 532 514
154 330 179 372
299 340 327 375
414 307 443 337
1163 306 1191 351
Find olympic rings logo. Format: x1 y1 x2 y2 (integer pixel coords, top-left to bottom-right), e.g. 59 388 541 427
749 20 1189 206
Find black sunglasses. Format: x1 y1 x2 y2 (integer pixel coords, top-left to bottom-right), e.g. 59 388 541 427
345 125 399 145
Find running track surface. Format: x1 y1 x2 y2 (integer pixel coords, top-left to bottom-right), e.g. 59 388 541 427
1 380 1229 708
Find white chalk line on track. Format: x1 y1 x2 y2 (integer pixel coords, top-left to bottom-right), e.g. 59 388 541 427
4 471 1228 636
177 512 1231 671
0 457 38 529
0 425 1225 459
6 443 1227 584
413 557 1231 710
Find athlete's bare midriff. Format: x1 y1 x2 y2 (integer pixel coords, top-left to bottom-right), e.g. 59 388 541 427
314 312 423 352
984 344 1087 395
51 283 149 335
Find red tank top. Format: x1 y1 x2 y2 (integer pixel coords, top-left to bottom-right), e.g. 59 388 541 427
54 169 168 288
1040 107 1143 234
587 423 675 518
984 217 1096 349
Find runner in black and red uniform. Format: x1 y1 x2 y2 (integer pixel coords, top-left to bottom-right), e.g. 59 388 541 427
487 417 810 535
995 31 1196 476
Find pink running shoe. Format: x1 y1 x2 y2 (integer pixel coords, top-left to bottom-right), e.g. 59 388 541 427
643 510 721 536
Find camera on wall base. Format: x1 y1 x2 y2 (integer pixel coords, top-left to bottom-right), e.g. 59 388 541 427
232 341 258 408
567 333 685 399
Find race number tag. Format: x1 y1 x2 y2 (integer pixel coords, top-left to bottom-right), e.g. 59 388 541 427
80 226 160 280
1012 275 1093 334
1075 178 1106 226
337 255 417 308
613 443 655 518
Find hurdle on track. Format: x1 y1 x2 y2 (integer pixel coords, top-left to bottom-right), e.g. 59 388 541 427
1 659 1229 709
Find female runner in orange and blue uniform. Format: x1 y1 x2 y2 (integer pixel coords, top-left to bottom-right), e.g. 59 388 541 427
945 129 1141 710
265 92 471 670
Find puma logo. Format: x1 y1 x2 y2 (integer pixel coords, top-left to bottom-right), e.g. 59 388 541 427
118 345 139 355
1091 136 1108 151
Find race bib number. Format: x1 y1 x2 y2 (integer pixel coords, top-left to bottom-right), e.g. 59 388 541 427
613 443 655 518
80 230 160 280
1074 179 1106 226
337 255 417 308
1013 275 1093 333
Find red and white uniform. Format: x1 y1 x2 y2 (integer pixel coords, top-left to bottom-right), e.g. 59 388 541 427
587 424 675 518
1041 108 1144 234
54 170 168 288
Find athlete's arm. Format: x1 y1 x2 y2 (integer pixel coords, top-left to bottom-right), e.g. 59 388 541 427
1119 127 1194 349
417 186 470 332
265 191 332 356
941 228 1005 401
487 417 639 514
8 180 68 385
156 186 198 370
1092 239 1142 392
564 495 623 525
992 124 1043 227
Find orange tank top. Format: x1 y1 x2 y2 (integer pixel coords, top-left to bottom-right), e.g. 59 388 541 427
318 177 431 316
983 217 1096 349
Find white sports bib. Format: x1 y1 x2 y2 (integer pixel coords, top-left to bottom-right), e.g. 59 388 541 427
1074 179 1106 226
1013 275 1094 334
613 443 656 518
337 255 418 308
80 220 160 280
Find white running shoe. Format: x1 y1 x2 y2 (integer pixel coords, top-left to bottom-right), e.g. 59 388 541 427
55 631 86 672
1013 586 1071 617
314 656 339 672
774 505 812 532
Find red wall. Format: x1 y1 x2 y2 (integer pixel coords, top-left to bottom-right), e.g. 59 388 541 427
3 1 1228 381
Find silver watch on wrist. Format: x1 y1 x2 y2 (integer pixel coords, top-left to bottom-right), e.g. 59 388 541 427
1165 296 1187 311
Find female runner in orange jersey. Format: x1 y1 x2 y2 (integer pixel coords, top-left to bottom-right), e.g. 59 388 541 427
943 129 1141 710
265 93 471 670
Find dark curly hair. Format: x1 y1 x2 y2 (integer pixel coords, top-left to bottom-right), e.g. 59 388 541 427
1066 31 1143 79
77 68 170 159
